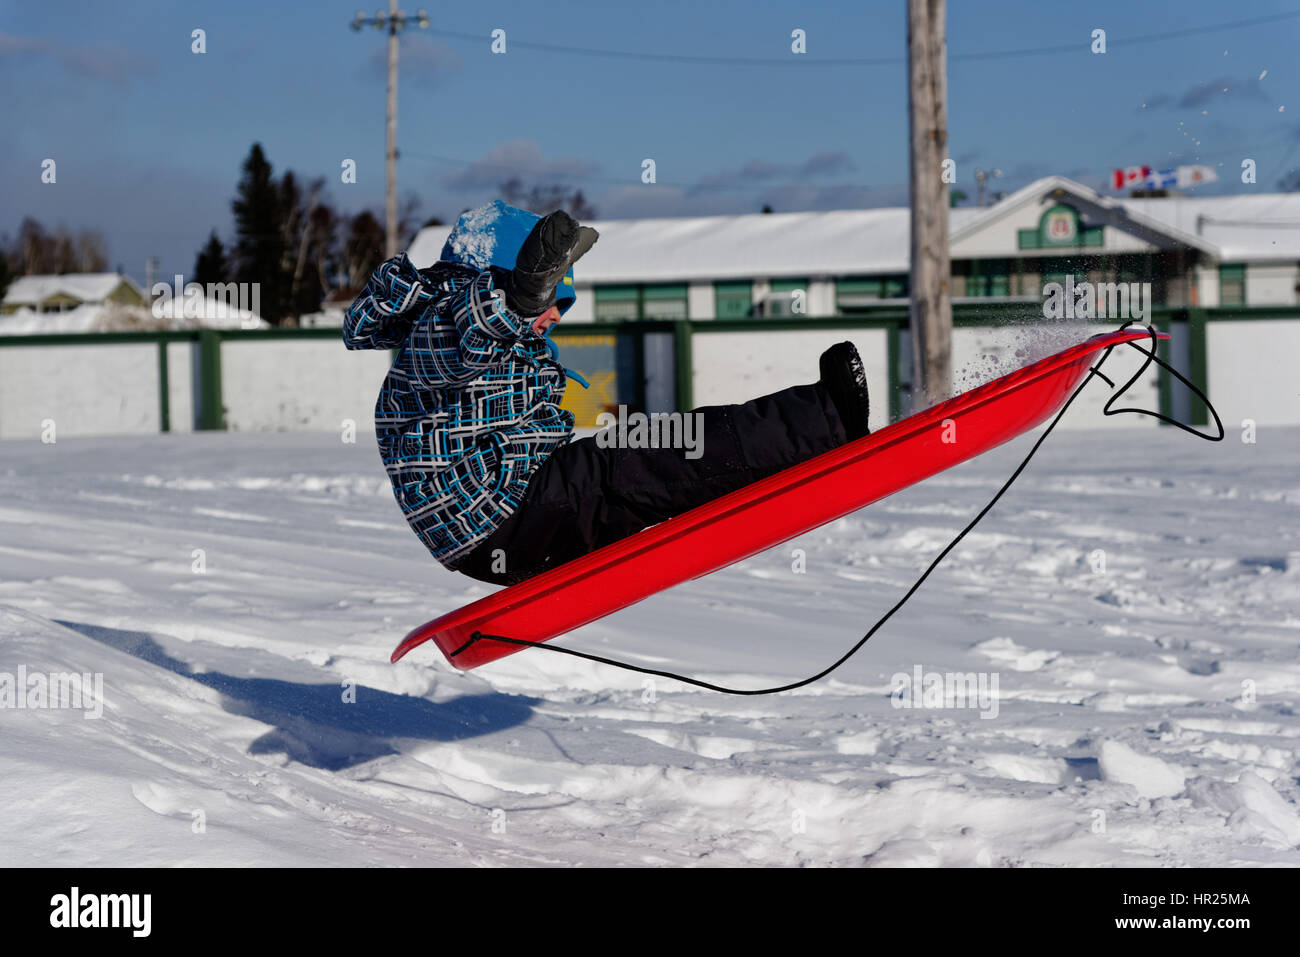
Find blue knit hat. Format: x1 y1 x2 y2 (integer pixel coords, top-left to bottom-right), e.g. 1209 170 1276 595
440 200 578 316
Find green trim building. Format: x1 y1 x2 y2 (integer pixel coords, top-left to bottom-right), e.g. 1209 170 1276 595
407 176 1300 323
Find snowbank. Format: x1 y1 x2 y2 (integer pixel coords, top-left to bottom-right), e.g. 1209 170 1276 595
1 426 1297 865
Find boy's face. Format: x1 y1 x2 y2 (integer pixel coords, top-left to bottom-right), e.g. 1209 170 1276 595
530 305 562 336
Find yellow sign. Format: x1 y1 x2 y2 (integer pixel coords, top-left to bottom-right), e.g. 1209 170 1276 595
553 332 618 427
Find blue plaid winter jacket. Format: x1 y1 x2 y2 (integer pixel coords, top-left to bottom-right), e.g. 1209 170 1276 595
343 253 575 568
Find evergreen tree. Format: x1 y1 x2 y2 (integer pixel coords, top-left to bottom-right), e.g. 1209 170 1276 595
0 249 10 303
193 231 229 286
231 143 286 324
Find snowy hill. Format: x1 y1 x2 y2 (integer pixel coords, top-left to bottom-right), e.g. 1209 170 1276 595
1 425 1298 866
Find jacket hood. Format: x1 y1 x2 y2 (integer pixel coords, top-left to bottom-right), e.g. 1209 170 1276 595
439 200 578 316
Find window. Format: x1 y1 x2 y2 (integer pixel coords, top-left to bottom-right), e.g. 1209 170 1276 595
836 275 908 311
593 286 639 321
1219 264 1245 306
755 278 810 317
714 281 753 319
592 284 689 320
642 284 688 320
1011 262 1039 297
963 259 1011 297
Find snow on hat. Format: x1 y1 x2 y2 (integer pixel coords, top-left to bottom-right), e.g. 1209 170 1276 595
440 200 579 316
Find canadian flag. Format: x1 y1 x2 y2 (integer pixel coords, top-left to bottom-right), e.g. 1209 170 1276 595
1112 166 1151 190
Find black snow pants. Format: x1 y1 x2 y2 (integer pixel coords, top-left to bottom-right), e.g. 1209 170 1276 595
451 381 850 586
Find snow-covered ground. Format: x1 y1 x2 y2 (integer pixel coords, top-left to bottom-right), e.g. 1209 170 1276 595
0 300 266 336
1 422 1298 867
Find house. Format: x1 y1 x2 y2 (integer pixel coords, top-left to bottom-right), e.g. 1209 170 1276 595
1 273 145 315
405 176 1300 320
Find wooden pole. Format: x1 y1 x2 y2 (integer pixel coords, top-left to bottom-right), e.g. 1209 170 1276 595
907 0 952 410
385 0 399 258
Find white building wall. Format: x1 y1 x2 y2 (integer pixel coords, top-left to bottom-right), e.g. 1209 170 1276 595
1195 265 1221 308
691 327 890 434
220 339 393 432
807 279 836 317
687 281 714 320
951 199 1049 259
166 341 195 433
565 284 596 322
1245 263 1298 306
1206 319 1300 426
0 342 159 439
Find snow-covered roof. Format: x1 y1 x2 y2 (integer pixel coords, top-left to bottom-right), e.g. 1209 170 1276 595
1119 193 1300 262
405 177 1300 284
409 207 987 283
2 273 141 307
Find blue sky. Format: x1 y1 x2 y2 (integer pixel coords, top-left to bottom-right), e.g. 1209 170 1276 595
3 0 1299 282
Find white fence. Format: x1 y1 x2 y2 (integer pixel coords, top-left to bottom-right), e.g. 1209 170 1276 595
0 314 1294 440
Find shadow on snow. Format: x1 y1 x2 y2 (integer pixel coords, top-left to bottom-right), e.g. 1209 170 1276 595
55 619 538 771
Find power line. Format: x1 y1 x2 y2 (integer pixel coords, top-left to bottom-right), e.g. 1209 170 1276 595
953 9 1300 62
421 9 1300 67
400 147 887 194
402 136 1300 200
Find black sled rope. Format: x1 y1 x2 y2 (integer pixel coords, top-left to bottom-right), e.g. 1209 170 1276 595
455 322 1224 695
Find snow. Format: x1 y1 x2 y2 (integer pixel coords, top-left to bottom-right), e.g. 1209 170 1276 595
1 423 1298 866
409 207 988 282
440 202 502 269
2 273 140 309
1098 741 1186 799
0 304 110 335
0 301 267 335
148 295 266 330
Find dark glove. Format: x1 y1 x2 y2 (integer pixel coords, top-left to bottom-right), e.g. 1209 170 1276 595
507 211 599 317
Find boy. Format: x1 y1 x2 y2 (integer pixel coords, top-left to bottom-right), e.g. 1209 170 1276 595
344 201 870 586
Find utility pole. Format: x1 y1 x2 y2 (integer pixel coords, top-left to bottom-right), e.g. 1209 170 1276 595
974 167 1002 207
906 0 952 410
351 5 430 258
144 256 160 303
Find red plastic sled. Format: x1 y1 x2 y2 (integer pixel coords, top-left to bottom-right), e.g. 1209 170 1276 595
392 329 1161 670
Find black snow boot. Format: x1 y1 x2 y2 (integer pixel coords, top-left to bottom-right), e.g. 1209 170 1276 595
818 341 871 441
